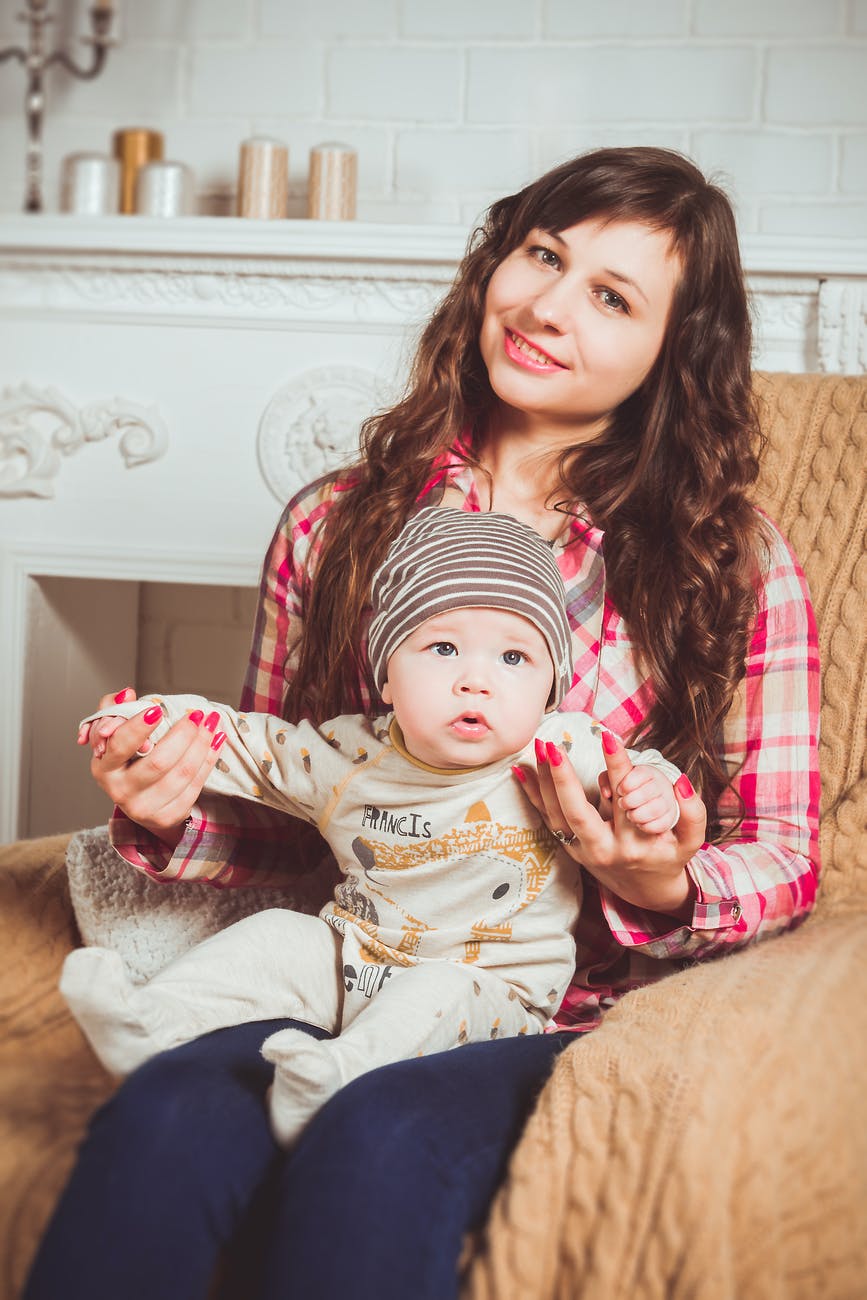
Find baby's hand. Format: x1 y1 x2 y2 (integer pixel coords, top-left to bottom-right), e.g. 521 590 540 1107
611 764 679 836
77 687 153 759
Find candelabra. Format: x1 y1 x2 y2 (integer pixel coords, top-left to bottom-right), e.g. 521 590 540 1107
0 0 116 213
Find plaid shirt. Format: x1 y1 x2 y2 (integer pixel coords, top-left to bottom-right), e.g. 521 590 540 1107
111 450 821 1032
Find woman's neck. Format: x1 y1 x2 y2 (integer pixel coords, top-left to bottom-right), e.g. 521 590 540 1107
474 424 578 541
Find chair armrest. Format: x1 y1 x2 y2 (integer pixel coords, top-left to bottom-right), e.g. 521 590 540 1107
0 833 78 993
0 833 115 1300
465 909 867 1300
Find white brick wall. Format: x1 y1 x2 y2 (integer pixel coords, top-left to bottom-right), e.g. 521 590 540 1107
0 0 863 233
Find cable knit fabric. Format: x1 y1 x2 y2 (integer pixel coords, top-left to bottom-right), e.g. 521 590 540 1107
751 374 867 910
0 373 865 1300
463 914 867 1300
462 372 867 1299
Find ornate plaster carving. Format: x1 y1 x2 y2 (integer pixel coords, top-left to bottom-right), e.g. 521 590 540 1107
818 279 867 374
0 384 168 498
748 277 820 372
256 366 388 503
0 259 450 327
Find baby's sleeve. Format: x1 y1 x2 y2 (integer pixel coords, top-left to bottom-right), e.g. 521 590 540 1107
535 711 681 794
79 693 322 823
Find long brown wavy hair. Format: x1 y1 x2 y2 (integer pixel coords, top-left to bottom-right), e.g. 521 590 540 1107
285 147 766 835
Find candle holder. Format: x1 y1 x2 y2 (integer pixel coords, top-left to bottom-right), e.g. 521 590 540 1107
0 0 117 213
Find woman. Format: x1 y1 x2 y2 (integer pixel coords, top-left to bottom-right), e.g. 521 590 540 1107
27 147 819 1300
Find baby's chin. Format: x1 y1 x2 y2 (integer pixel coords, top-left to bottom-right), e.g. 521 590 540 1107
418 737 525 770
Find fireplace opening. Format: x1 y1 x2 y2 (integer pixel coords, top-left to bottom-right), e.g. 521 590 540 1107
20 577 257 838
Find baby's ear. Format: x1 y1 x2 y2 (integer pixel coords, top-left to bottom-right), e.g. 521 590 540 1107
381 682 393 705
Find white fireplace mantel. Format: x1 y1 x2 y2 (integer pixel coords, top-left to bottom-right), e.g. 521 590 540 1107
0 216 866 353
1 216 866 840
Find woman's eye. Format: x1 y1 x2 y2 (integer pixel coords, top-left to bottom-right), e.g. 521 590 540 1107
502 649 526 667
598 287 629 314
529 244 560 270
430 642 457 657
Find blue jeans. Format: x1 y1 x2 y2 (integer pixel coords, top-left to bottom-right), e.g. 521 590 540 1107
25 1019 574 1300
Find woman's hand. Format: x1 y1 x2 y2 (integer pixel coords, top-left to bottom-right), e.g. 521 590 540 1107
78 687 150 757
514 732 707 921
78 687 224 849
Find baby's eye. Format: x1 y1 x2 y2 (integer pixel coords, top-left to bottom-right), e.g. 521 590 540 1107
597 287 629 314
501 649 527 667
430 641 457 657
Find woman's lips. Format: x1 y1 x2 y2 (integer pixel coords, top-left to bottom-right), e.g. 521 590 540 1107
504 328 566 372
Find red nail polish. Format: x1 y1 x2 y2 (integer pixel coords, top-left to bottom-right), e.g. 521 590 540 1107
211 731 226 751
675 774 695 799
113 688 130 704
188 709 204 726
142 705 162 724
602 731 618 755
546 741 563 767
204 711 220 733
511 764 526 783
534 738 547 764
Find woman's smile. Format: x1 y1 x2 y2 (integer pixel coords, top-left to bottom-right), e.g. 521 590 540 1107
504 328 566 371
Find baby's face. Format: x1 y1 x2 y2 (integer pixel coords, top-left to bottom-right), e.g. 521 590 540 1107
381 606 554 769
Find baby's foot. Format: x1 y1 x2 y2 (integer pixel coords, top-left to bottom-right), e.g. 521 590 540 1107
59 947 163 1076
261 1027 343 1148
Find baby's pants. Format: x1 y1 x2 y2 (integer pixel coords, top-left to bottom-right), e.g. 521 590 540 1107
61 908 541 1143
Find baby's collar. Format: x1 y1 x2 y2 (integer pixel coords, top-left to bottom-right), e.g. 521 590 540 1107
387 717 508 777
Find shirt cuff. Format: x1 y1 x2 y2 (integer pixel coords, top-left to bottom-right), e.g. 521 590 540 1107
599 854 743 950
108 805 201 880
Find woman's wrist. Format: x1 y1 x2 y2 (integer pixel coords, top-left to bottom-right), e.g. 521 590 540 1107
600 862 696 921
651 873 697 922
135 815 187 851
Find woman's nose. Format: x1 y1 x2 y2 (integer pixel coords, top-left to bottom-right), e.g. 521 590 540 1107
531 279 576 334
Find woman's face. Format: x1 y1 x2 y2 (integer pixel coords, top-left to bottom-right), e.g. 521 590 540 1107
479 217 680 444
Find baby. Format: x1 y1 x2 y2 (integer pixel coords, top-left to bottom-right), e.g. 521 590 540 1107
64 508 679 1147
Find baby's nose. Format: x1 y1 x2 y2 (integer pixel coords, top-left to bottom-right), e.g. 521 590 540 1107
457 671 491 695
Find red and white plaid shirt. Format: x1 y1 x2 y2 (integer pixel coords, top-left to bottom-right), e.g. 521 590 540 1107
111 450 821 1032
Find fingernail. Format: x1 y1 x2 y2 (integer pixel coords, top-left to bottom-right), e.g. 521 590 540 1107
675 774 695 799
114 688 131 704
211 731 226 751
602 731 618 755
204 711 220 733
142 705 162 724
511 764 526 783
546 742 563 767
535 738 547 764
188 709 204 726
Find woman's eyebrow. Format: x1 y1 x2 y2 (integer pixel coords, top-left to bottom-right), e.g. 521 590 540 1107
534 228 567 247
601 268 649 305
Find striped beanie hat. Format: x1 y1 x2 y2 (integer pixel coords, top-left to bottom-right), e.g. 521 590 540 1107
367 508 573 710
